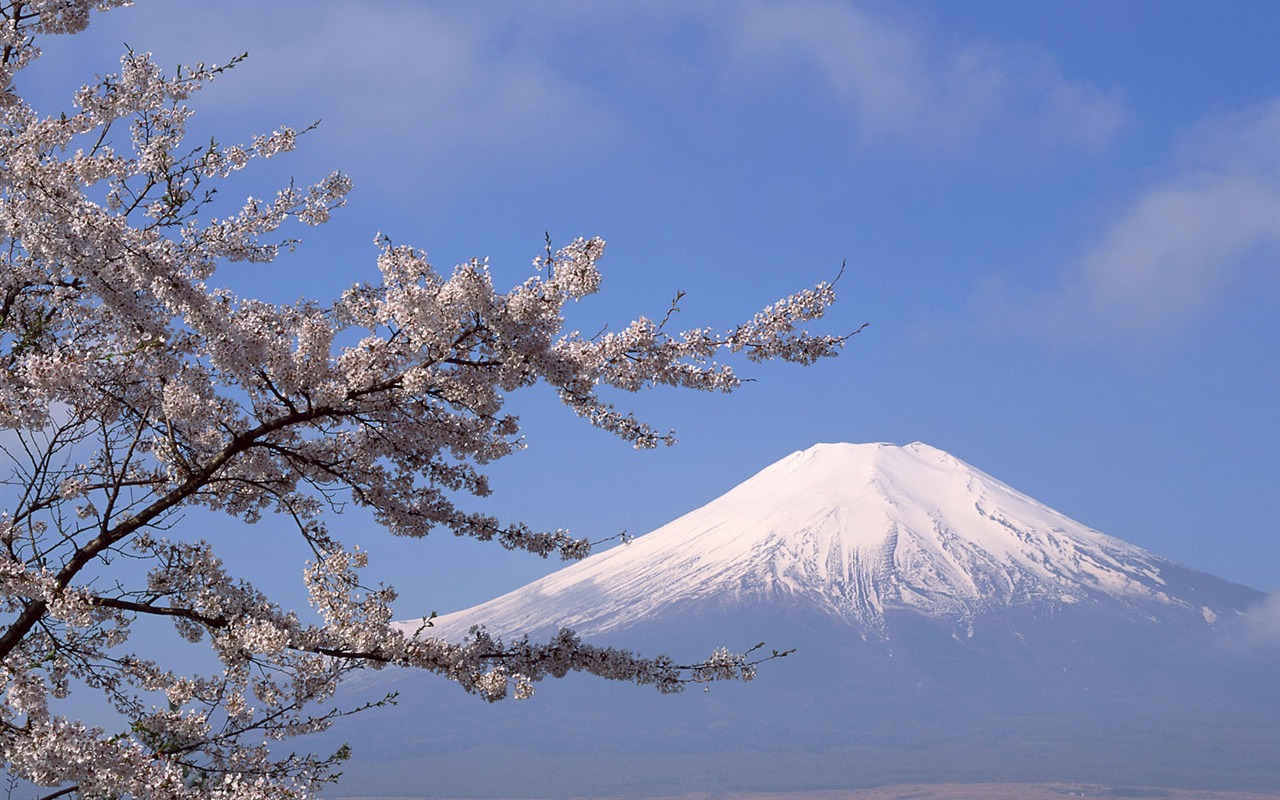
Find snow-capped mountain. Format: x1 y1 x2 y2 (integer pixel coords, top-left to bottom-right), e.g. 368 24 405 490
330 443 1277 798
408 442 1256 641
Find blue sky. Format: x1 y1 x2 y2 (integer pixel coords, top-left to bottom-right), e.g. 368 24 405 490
25 1 1279 608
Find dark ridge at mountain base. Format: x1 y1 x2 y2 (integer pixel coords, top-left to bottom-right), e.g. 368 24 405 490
326 604 1279 798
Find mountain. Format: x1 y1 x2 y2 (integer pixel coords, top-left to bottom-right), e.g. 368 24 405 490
407 442 1258 642
327 443 1279 799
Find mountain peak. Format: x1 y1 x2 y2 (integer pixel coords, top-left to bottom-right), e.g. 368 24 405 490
411 442 1256 640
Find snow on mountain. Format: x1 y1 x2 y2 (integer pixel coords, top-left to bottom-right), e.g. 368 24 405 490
337 442 1277 797
405 442 1247 640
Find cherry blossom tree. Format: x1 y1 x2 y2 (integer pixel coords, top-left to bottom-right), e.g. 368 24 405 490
0 2 850 797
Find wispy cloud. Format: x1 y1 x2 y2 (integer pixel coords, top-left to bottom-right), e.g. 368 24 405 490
64 2 617 182
1219 591 1280 653
1029 98 1280 338
57 0 1127 177
263 5 612 165
721 0 1126 150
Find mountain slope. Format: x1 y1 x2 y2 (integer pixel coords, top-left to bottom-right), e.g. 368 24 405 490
327 442 1278 798
410 442 1259 641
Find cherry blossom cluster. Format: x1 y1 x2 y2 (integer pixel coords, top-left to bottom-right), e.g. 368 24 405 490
0 3 846 797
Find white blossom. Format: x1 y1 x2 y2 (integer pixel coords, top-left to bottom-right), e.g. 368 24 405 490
0 4 841 797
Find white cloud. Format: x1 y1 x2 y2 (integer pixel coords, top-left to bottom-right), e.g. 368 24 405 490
722 0 1126 150
1219 591 1280 652
258 5 610 162
51 2 617 182
44 0 1125 175
1050 98 1280 336
1174 98 1280 179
